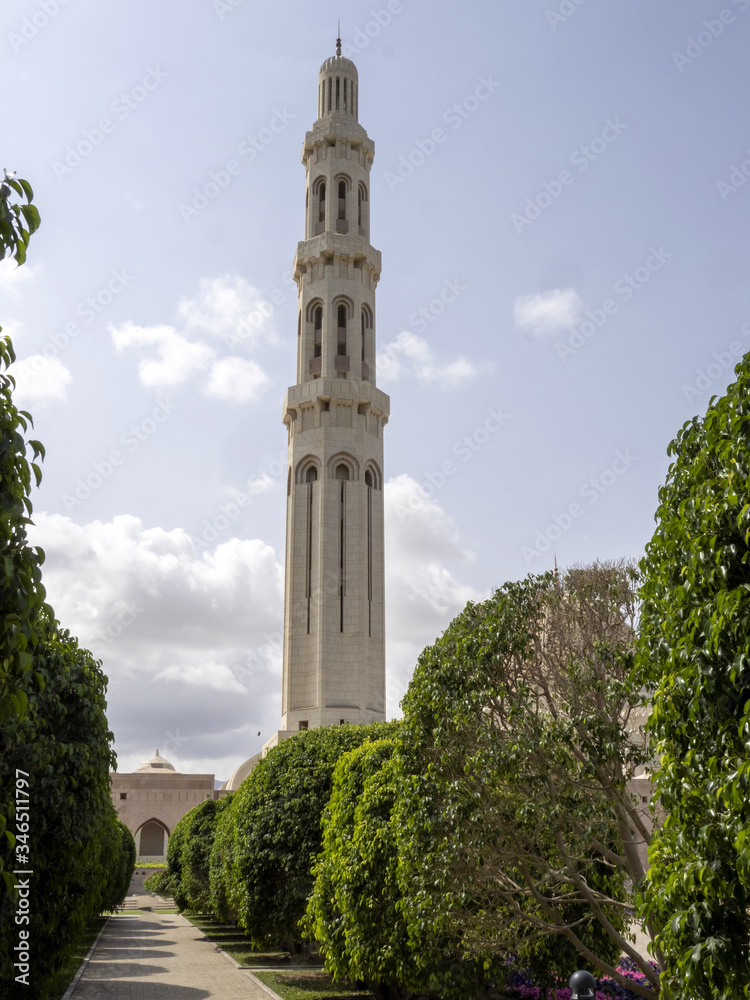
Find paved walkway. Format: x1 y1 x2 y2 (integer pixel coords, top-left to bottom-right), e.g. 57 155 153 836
69 893 275 999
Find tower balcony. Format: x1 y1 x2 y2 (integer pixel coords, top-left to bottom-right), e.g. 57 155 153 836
294 232 381 278
283 377 390 427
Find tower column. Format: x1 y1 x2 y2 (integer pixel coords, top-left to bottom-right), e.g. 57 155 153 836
264 41 389 754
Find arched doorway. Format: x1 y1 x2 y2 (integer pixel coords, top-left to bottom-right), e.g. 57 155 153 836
136 819 169 859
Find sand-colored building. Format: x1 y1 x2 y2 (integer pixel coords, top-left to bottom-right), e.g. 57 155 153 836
111 750 223 861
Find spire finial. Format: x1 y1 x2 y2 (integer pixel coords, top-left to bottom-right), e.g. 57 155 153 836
336 20 341 56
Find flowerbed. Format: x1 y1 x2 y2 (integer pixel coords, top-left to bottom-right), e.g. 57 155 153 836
506 957 659 999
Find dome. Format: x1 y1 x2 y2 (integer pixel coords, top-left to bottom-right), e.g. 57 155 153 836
136 748 178 773
319 54 358 79
220 752 261 791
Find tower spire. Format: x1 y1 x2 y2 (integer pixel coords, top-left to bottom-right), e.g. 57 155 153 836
336 21 341 56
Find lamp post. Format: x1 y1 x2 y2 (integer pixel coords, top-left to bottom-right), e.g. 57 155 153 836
569 969 597 999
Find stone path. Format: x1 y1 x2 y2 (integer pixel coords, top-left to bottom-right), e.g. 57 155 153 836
68 893 276 999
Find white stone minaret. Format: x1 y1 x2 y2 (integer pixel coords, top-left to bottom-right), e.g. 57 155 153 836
263 39 389 752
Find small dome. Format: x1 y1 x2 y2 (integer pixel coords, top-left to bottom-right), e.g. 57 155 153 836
222 752 261 791
319 54 358 79
136 749 178 773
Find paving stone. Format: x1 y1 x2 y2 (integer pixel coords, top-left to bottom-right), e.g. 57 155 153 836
70 894 274 999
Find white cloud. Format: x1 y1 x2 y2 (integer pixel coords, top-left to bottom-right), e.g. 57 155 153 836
12 354 72 404
27 484 483 769
0 260 39 297
27 513 285 773
110 322 215 387
377 331 481 389
513 287 582 336
384 474 484 716
202 356 271 404
177 274 278 349
110 275 276 400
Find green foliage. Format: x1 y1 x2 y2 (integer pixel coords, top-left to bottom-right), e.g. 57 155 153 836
223 722 400 950
303 740 420 999
0 614 119 997
0 175 44 897
209 791 238 922
143 868 171 894
639 353 750 998
101 820 136 912
0 173 40 266
158 795 233 911
395 565 653 998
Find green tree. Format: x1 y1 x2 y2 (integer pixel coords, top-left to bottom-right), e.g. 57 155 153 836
639 355 750 998
0 614 120 997
303 739 420 1000
155 795 233 911
396 563 658 998
223 721 399 950
0 175 44 896
208 793 238 922
101 820 136 913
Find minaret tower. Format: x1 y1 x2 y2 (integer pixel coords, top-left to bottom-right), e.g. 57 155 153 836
265 39 389 750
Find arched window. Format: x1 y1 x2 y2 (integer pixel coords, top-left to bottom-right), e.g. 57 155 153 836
336 76 340 110
361 305 372 364
338 180 346 221
337 304 347 356
358 183 368 228
336 463 350 481
314 306 322 358
305 466 318 483
365 470 373 487
318 181 326 224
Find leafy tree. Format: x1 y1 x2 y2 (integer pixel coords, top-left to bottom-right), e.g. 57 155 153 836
101 820 136 913
639 355 750 998
155 795 233 911
0 175 44 895
223 721 400 950
395 563 659 999
0 614 120 996
208 792 239 922
303 739 421 1000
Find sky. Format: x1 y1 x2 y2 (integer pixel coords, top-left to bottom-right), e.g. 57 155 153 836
2 0 749 779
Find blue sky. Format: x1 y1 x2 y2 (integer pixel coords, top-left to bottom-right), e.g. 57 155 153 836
2 0 749 777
